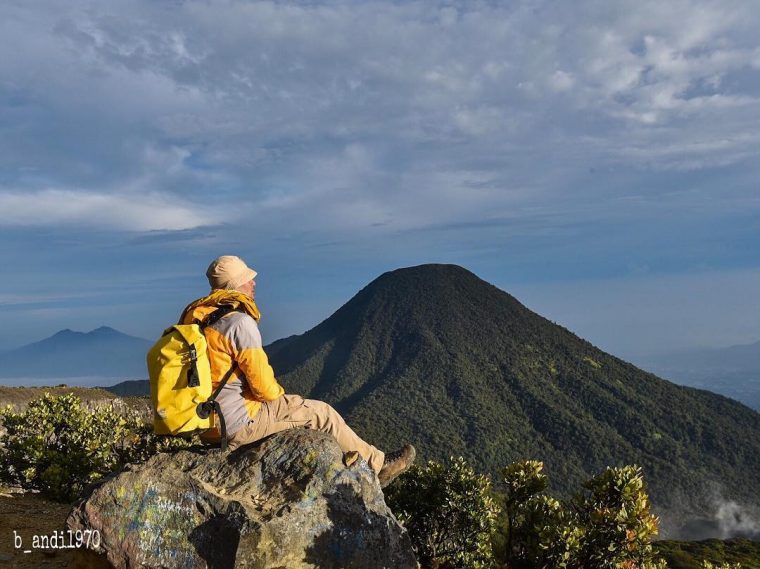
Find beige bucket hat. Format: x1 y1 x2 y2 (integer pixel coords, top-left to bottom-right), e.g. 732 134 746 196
206 255 257 290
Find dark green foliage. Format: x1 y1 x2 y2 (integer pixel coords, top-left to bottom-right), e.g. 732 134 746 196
0 392 192 502
655 539 760 569
268 264 760 523
385 456 500 569
576 465 663 568
388 456 671 569
497 460 581 568
495 461 666 569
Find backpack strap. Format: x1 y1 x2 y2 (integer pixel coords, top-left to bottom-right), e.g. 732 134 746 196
196 304 239 330
184 305 240 389
195 304 242 452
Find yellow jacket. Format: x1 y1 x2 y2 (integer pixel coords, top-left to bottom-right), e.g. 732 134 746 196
179 290 285 441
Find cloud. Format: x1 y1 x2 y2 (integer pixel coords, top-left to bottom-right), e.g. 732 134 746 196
0 189 219 231
714 499 760 539
0 292 89 307
1 0 760 352
2 0 759 217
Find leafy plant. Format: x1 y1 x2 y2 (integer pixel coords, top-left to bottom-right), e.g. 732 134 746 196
386 456 500 569
496 461 667 569
576 465 664 569
0 392 192 502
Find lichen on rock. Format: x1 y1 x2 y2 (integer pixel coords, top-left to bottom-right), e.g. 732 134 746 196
66 428 416 569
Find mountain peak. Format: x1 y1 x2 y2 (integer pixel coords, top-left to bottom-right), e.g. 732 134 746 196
373 263 481 287
326 262 526 337
88 326 121 336
384 262 475 276
48 326 124 339
51 328 79 338
0 326 152 381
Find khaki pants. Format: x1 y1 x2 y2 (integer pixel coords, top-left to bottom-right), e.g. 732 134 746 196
227 394 385 474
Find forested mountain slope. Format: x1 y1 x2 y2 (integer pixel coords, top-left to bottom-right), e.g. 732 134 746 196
268 264 760 534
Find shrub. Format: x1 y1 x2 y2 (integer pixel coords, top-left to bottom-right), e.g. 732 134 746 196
577 465 663 569
386 456 500 569
0 392 192 502
499 460 582 569
497 461 667 569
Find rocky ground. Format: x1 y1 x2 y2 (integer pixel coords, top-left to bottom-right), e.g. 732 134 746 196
0 491 75 568
0 387 150 568
67 428 416 569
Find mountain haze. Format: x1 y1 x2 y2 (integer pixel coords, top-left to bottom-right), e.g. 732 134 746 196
268 264 760 536
0 326 150 382
635 342 760 411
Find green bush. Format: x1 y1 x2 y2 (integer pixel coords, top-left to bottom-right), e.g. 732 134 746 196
386 456 500 569
0 392 192 502
498 460 582 569
577 465 665 569
496 461 667 569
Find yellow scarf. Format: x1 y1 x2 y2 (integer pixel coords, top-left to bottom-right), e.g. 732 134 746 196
179 289 261 325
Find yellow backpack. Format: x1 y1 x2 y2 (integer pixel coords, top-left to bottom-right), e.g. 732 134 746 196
146 305 239 450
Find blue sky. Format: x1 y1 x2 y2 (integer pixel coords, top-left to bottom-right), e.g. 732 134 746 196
1 0 760 360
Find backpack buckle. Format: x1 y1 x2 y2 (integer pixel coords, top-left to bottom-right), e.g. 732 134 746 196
186 345 200 387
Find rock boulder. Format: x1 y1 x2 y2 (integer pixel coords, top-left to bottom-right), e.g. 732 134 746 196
66 428 417 569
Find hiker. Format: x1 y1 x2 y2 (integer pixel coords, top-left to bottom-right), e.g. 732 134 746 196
178 255 415 487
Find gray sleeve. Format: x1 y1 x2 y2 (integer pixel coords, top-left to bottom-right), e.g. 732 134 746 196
216 312 263 352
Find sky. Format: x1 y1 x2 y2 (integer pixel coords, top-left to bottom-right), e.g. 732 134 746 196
1 0 760 361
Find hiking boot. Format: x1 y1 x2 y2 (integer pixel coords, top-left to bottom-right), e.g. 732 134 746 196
378 444 416 488
343 450 360 468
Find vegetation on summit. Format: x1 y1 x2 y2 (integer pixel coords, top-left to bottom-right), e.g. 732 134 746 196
655 540 759 569
387 456 500 568
387 454 737 568
0 392 191 501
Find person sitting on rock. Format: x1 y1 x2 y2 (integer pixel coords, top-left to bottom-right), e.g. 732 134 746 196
178 255 415 488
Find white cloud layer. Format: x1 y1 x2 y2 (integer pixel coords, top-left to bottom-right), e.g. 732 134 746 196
0 189 216 231
1 0 758 235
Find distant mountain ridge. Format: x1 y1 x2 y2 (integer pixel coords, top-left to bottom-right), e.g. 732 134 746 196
635 342 760 411
266 263 760 538
102 379 150 397
646 341 760 371
0 326 151 382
